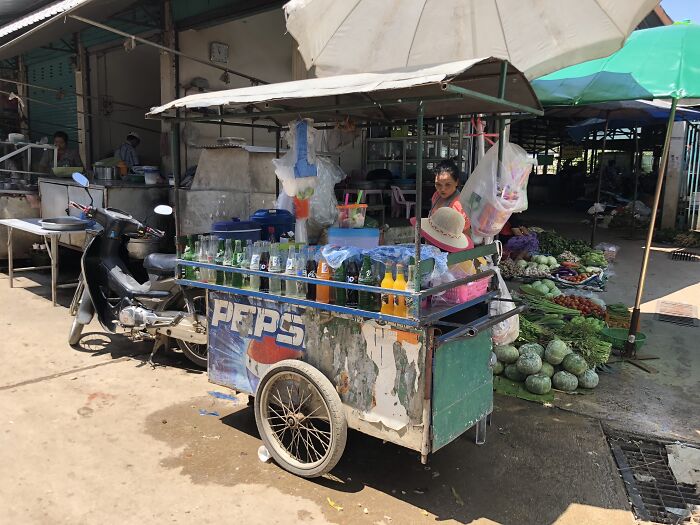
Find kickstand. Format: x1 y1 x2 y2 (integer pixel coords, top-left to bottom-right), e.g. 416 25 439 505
149 334 170 368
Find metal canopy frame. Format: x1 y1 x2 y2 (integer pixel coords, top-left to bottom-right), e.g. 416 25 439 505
151 58 541 300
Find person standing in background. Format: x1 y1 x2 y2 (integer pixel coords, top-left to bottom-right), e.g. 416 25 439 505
114 131 140 168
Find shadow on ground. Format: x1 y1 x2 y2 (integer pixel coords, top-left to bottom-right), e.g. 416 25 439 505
145 394 631 524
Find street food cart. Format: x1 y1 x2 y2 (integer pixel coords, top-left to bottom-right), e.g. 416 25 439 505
147 57 542 477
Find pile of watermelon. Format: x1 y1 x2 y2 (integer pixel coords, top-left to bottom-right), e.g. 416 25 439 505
493 340 599 395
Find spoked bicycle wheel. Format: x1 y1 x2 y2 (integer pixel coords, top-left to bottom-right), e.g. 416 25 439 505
254 360 347 478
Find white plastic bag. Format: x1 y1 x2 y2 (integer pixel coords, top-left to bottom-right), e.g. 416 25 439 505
309 157 346 227
490 266 520 346
460 141 534 238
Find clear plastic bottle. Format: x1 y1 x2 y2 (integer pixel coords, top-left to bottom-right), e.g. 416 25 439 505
240 243 252 290
197 235 208 283
223 239 234 286
393 263 407 317
269 243 283 295
406 258 418 318
295 246 307 299
316 255 331 303
231 239 243 288
380 262 395 315
194 239 202 282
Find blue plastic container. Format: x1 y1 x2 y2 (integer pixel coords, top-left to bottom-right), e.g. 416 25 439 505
250 209 295 242
211 218 261 242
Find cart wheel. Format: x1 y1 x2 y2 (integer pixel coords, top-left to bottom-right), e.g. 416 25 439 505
254 359 347 478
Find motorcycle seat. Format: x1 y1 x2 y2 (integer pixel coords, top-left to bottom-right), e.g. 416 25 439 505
144 253 177 275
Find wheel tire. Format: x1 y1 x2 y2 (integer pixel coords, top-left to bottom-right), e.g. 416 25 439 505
254 359 347 478
68 317 85 346
170 291 207 368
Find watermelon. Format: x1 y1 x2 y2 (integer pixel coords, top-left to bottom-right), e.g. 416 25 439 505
494 344 519 364
562 353 588 376
539 362 555 378
516 353 542 375
578 369 599 389
519 343 544 358
525 373 552 395
504 364 527 382
492 361 504 375
552 371 578 391
545 339 572 365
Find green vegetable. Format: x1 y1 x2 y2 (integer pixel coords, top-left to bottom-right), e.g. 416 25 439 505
493 361 504 375
519 343 544 358
543 279 557 291
516 352 543 375
525 373 552 395
494 345 519 364
552 371 579 391
540 362 555 378
562 353 588 375
505 364 527 382
516 259 528 268
545 339 572 365
577 369 599 389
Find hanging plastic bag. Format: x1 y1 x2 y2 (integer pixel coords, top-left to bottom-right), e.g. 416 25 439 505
310 157 346 227
490 266 520 346
460 141 534 238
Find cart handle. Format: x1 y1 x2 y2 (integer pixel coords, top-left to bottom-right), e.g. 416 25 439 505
435 304 527 344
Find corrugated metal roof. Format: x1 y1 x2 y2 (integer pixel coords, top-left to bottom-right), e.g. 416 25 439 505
0 0 90 38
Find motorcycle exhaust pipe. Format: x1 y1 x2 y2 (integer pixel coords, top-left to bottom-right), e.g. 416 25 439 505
119 306 178 327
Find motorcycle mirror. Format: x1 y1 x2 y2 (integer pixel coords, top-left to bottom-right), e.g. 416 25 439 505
154 204 173 216
72 172 89 187
72 172 93 207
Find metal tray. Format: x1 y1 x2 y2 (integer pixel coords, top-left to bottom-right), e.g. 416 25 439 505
40 217 89 231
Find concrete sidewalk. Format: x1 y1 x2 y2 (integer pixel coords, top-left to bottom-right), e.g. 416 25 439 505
0 270 637 525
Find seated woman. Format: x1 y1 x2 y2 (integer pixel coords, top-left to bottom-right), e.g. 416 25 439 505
39 131 83 172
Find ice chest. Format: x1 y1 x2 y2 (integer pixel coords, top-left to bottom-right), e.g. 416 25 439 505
211 219 262 242
328 227 380 249
250 209 295 241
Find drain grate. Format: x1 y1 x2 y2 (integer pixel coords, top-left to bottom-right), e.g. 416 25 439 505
656 301 699 328
606 431 700 523
669 249 700 262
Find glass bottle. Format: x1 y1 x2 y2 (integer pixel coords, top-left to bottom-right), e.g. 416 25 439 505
380 262 395 315
197 235 208 283
406 258 418 319
345 258 359 307
249 241 261 291
285 245 297 297
194 239 202 282
182 235 196 280
223 239 234 286
269 243 283 295
393 263 407 317
316 255 331 304
295 246 307 299
240 243 252 290
231 239 243 288
332 262 346 306
215 238 226 285
305 246 317 301
358 255 378 311
259 241 270 293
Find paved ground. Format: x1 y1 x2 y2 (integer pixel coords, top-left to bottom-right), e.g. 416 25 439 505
522 209 700 443
0 265 637 525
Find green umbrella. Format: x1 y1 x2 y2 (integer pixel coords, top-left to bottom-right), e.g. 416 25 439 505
533 23 700 104
533 23 700 358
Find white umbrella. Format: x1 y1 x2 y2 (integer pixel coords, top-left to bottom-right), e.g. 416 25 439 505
285 0 660 80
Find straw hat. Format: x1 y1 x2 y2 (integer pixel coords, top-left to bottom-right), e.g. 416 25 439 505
410 207 473 252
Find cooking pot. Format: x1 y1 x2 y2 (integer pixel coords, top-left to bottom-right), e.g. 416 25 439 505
126 236 161 259
93 165 117 180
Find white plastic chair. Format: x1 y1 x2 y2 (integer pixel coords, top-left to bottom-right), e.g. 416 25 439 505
390 186 416 219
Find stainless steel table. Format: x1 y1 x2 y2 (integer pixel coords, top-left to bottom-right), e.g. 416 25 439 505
0 218 66 306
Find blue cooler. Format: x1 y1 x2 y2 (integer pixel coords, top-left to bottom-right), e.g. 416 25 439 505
250 209 295 241
211 218 262 242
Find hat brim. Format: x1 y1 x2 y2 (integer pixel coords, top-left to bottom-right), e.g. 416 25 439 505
410 217 474 252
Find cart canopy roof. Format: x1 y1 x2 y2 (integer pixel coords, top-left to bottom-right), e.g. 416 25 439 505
147 57 542 125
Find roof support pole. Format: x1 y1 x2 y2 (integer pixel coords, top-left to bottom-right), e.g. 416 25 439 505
626 98 678 357
414 101 424 297
68 14 268 86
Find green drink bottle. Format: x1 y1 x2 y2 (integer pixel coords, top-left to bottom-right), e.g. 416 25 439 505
231 239 243 288
332 262 346 306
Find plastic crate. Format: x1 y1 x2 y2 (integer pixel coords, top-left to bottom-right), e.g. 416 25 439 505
441 276 491 304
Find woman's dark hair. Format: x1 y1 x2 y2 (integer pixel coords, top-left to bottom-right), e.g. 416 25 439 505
53 131 68 143
433 160 459 182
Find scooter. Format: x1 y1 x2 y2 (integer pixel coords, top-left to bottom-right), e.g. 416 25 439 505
68 173 207 367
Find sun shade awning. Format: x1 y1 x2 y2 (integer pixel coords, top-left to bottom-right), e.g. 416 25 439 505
0 0 139 60
147 57 543 124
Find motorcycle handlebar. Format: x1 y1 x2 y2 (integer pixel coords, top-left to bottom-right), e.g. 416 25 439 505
69 201 90 213
145 226 165 239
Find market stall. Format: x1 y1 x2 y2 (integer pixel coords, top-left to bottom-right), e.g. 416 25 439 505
147 57 542 477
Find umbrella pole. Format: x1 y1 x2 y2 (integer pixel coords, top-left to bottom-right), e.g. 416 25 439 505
590 112 610 246
625 98 678 357
631 127 640 235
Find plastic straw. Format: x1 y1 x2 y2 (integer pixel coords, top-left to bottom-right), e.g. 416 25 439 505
344 193 349 206
356 190 363 204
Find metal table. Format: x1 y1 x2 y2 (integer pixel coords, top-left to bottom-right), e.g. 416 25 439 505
0 218 68 306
